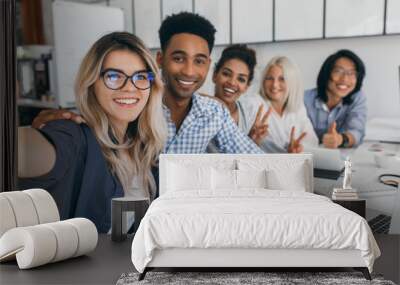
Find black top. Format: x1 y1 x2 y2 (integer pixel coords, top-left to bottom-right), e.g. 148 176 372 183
19 120 124 233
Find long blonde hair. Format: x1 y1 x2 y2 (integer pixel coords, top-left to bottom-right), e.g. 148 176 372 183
259 56 303 113
75 32 167 199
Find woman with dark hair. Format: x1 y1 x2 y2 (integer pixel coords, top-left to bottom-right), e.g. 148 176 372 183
304 49 367 148
206 44 270 152
212 44 270 142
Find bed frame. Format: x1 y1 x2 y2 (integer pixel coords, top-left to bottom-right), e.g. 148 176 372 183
140 248 370 280
139 154 371 280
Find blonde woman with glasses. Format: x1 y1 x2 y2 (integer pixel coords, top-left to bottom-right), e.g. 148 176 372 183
247 56 318 153
19 32 167 233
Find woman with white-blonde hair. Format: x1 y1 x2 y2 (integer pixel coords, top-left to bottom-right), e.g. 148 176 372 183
19 32 168 232
249 56 318 153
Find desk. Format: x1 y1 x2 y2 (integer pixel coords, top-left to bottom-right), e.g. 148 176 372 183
1 234 398 285
314 141 400 234
0 235 133 285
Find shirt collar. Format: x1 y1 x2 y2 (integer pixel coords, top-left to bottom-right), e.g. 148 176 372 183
162 92 206 121
162 103 171 121
191 93 208 116
314 96 343 112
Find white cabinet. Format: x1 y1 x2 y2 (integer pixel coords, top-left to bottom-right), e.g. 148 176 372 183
194 0 230 45
325 0 385 38
231 0 273 44
275 0 323 41
130 0 389 47
161 0 192 19
133 0 161 49
386 0 400 34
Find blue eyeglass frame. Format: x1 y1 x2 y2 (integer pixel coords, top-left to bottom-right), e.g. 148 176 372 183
100 68 155 90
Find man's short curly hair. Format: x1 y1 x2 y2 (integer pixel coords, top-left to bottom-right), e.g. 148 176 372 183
159 12 216 52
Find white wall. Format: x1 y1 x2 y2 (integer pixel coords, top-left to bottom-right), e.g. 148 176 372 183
201 35 400 119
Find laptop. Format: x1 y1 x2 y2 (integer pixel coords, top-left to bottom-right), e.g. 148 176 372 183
304 147 344 180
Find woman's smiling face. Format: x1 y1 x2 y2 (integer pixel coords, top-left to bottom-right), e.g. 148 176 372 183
94 49 151 129
263 65 287 105
213 58 250 105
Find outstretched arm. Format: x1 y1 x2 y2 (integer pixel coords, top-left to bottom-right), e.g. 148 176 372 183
19 120 85 179
18 127 55 178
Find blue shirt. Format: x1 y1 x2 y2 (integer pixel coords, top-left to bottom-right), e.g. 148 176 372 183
163 93 262 154
304 88 367 146
19 120 124 233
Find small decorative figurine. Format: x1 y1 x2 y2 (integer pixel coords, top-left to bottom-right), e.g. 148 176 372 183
342 157 352 190
332 157 358 200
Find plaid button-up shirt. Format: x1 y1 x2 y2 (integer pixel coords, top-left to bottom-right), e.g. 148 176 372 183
163 93 262 154
304 88 367 146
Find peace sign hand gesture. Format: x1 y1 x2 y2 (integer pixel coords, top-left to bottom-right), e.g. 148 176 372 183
249 105 272 146
287 126 307 153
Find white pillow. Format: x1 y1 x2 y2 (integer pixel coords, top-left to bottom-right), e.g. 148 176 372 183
237 158 309 192
167 162 212 191
212 168 237 190
211 169 268 190
266 167 306 191
236 169 268 189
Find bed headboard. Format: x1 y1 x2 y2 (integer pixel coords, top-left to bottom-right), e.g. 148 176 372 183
159 154 314 196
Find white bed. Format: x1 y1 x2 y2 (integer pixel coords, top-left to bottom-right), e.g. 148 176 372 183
131 154 380 280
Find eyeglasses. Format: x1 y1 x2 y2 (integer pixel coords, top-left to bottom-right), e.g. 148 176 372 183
331 67 358 80
100 68 155 90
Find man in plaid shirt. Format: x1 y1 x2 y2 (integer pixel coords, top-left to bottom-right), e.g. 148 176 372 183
157 12 262 154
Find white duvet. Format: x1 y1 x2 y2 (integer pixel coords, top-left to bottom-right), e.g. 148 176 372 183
131 190 380 273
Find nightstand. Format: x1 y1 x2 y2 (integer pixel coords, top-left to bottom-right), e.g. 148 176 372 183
332 199 366 218
111 197 149 242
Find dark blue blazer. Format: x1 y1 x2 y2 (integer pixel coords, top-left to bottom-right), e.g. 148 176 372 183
19 120 125 233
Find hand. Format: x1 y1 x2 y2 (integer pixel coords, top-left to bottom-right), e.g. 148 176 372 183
287 126 307 153
322 121 343 149
249 105 272 146
32 109 85 129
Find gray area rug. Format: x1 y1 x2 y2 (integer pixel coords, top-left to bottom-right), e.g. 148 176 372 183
117 271 396 285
